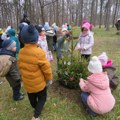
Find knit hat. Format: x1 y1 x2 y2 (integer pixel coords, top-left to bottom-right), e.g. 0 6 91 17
19 22 28 31
44 22 50 30
51 23 59 32
98 52 108 66
88 56 103 73
82 22 90 30
2 39 16 50
0 28 3 34
21 25 39 44
82 20 87 24
52 23 56 27
90 24 93 29
62 24 67 29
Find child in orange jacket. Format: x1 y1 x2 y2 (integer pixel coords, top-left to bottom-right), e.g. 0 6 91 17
18 25 53 120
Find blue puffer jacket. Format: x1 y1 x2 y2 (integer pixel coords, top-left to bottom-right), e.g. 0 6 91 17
7 28 20 58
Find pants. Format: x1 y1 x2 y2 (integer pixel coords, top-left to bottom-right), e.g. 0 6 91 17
81 54 91 61
27 87 47 118
12 83 21 100
81 92 97 116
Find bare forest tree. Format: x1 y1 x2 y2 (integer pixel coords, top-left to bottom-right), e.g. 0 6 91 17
0 0 120 30
99 0 104 28
105 0 113 31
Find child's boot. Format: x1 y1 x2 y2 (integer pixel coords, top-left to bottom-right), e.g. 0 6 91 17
12 87 24 101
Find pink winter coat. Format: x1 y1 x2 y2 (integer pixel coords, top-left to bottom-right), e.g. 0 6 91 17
80 72 115 114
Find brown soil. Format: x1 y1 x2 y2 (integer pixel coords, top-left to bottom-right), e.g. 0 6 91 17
49 80 81 104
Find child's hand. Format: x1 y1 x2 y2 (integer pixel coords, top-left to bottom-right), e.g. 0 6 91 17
46 80 53 87
82 48 86 51
79 78 83 87
80 78 84 81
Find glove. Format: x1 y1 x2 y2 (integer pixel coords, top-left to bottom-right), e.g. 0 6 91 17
46 80 53 87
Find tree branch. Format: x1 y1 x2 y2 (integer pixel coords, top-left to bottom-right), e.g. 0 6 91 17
43 0 58 7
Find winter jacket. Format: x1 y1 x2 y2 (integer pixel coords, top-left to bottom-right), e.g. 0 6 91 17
80 72 115 114
0 49 21 88
78 32 94 55
103 60 119 90
56 35 68 59
38 36 48 55
0 55 12 77
18 44 53 93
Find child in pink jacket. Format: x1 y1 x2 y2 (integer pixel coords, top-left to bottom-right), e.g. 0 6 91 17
79 56 115 116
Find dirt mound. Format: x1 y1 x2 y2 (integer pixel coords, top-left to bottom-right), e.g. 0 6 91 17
49 80 81 104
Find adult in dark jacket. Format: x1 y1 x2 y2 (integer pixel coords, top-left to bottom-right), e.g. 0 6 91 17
115 18 120 34
20 13 30 25
0 39 24 101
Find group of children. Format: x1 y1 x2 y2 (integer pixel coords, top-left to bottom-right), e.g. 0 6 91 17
0 19 119 119
77 20 118 116
0 21 72 120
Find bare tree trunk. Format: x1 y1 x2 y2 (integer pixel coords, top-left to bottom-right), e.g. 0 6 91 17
52 0 56 23
112 0 118 27
56 0 59 25
90 0 95 24
62 0 64 23
106 0 112 31
39 0 45 24
94 0 98 26
75 1 79 25
79 0 83 26
99 0 104 28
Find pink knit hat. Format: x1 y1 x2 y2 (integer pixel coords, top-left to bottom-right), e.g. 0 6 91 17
82 20 87 24
90 24 93 29
82 22 90 30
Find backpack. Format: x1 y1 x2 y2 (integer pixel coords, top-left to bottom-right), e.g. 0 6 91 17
0 55 12 77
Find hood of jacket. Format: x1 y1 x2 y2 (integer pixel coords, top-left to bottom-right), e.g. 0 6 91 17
7 28 16 37
0 48 15 57
87 72 109 90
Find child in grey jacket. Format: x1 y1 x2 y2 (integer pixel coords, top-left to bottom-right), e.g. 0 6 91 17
76 23 94 61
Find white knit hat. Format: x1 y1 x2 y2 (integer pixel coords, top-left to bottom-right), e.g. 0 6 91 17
88 56 103 73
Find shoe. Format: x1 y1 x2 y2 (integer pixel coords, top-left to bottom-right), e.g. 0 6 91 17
31 117 40 120
86 108 97 117
14 95 24 101
20 93 25 96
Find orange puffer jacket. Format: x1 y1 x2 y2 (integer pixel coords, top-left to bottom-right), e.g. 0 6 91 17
18 44 53 93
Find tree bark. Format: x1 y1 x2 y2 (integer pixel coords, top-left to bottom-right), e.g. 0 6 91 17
99 0 104 28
